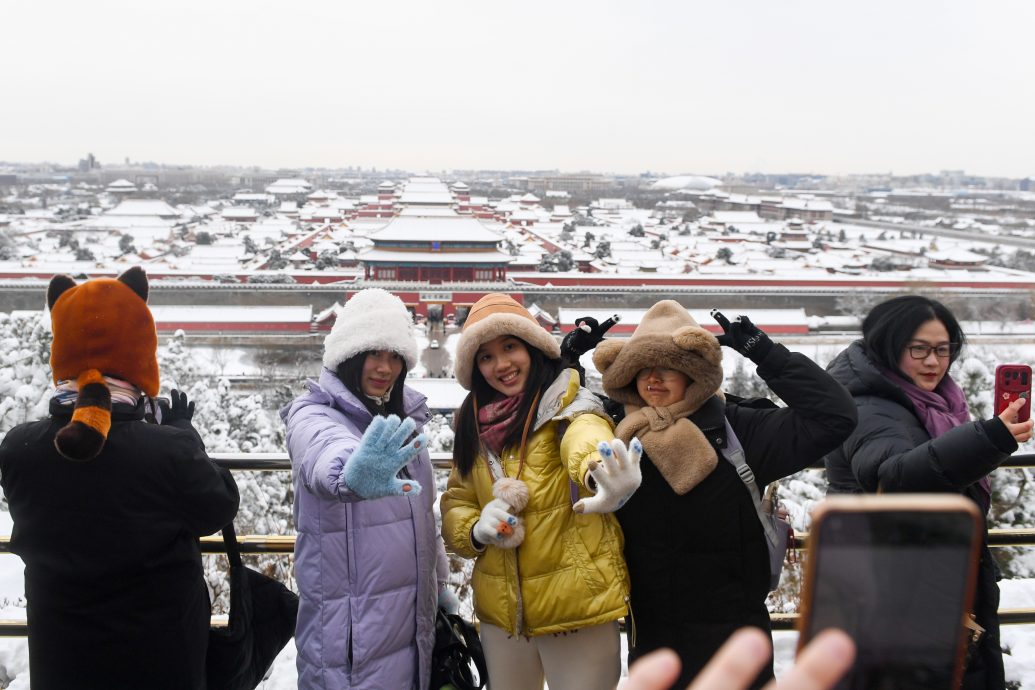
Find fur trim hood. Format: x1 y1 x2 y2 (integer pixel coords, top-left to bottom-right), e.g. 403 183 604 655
455 293 560 390
593 300 723 408
323 288 418 370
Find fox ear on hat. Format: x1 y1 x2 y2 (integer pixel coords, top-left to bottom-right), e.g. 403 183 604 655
47 275 76 310
592 339 624 374
117 266 148 302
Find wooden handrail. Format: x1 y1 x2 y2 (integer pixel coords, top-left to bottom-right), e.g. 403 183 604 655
11 529 1035 556
208 452 1035 472
0 451 1030 639
0 608 1032 636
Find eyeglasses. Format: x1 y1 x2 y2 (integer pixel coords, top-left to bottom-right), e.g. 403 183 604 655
635 366 683 380
906 343 959 360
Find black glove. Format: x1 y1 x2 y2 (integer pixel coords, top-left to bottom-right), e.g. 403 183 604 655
710 309 773 364
158 389 196 426
560 315 620 365
560 315 621 386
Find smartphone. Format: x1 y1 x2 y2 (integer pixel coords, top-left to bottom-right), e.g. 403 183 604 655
148 396 170 424
797 495 982 690
994 364 1031 423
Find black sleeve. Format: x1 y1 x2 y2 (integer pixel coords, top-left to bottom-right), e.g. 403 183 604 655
602 395 625 424
845 401 1013 493
729 343 858 485
164 430 240 536
167 418 207 451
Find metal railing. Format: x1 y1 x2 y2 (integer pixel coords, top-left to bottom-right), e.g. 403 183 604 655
0 452 1033 635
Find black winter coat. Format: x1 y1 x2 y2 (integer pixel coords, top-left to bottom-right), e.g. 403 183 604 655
0 398 240 690
824 341 1015 690
610 344 857 690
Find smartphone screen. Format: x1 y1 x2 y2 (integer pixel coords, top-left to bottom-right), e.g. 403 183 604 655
801 503 979 690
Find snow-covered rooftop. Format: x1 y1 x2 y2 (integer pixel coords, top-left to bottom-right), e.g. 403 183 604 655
150 305 312 324
556 307 810 333
370 215 502 243
359 248 513 264
651 175 722 191
105 199 181 219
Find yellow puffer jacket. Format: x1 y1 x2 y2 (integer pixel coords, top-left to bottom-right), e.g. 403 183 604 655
441 369 630 636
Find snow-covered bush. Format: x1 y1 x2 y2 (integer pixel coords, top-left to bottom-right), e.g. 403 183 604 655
185 376 293 610
0 311 52 440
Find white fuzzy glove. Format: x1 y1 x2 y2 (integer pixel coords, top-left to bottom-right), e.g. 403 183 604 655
574 438 643 514
472 498 520 548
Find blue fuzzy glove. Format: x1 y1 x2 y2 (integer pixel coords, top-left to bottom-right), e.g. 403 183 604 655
342 415 426 499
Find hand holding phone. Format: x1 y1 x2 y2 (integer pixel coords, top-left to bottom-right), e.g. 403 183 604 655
797 495 982 690
994 364 1031 423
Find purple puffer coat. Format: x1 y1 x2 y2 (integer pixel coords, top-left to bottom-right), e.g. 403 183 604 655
282 368 448 690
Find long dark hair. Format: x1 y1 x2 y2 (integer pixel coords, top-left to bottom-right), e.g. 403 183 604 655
453 337 561 477
335 351 408 418
861 295 965 378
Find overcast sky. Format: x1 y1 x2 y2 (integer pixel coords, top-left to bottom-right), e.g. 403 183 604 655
2 0 1033 178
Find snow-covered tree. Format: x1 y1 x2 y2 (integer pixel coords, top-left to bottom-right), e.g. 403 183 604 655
157 329 199 392
537 250 574 272
954 355 993 420
423 414 454 453
724 358 779 403
187 377 293 610
0 311 53 438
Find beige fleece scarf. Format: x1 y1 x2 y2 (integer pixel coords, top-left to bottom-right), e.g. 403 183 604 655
614 395 717 495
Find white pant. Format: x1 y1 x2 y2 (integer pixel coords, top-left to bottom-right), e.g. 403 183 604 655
479 621 621 690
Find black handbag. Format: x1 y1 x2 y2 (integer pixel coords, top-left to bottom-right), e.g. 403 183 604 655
207 523 299 690
429 608 487 690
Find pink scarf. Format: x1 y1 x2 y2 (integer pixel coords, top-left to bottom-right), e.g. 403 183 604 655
477 394 524 455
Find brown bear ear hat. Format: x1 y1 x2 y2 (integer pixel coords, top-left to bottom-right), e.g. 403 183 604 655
592 300 723 409
48 266 159 461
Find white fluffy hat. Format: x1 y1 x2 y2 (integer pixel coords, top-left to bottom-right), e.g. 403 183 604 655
323 288 418 370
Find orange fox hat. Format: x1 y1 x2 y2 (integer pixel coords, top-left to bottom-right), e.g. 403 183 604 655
48 267 159 461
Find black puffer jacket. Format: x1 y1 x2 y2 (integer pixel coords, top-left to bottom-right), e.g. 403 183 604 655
611 344 857 690
824 341 1016 690
0 398 240 690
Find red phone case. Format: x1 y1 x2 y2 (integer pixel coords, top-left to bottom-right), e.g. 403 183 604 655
995 364 1031 423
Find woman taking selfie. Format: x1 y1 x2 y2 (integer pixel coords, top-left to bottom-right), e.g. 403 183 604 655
282 288 453 690
824 295 1033 689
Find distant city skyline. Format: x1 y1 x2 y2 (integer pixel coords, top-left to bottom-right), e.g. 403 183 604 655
2 0 1033 178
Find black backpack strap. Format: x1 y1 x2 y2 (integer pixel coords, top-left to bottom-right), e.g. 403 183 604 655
461 621 487 689
221 522 243 568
